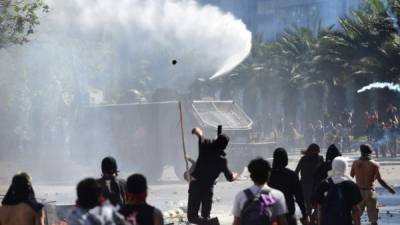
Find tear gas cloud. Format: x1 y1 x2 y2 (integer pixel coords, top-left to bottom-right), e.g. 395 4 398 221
0 0 251 183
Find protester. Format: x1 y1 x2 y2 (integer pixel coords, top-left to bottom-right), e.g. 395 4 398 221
269 148 309 225
232 158 288 225
0 172 45 225
313 144 342 191
187 127 237 224
119 174 164 225
366 111 379 141
314 157 362 225
386 103 398 124
350 144 396 225
98 156 127 206
67 178 126 225
295 144 323 215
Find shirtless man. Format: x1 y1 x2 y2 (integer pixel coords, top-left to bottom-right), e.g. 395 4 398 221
350 144 396 225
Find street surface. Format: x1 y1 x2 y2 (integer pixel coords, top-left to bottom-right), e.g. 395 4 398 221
0 152 399 224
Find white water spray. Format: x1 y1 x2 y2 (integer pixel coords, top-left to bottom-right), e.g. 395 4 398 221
357 82 400 93
75 0 251 83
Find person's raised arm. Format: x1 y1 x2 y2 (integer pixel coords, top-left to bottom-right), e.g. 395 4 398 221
377 168 396 194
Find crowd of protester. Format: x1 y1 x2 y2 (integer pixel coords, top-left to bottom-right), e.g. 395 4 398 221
277 103 400 158
282 111 354 154
365 103 400 158
0 128 397 225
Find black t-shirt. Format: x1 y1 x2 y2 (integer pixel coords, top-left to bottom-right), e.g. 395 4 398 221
315 180 362 225
268 167 307 217
119 203 155 225
190 136 233 185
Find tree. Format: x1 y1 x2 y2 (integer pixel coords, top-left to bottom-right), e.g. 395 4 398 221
0 0 48 48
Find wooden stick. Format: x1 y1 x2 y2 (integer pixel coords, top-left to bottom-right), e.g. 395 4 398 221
178 101 190 182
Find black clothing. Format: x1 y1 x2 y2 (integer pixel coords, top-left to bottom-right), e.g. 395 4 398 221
295 154 323 214
190 137 234 185
286 214 297 225
313 161 331 191
97 177 127 206
119 203 155 225
314 180 362 225
314 145 341 191
188 136 233 224
187 181 214 222
295 155 323 186
269 168 307 218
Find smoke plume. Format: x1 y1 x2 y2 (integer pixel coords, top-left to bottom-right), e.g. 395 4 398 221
357 82 400 93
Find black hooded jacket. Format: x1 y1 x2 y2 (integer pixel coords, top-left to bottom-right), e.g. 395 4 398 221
191 136 233 185
269 149 307 217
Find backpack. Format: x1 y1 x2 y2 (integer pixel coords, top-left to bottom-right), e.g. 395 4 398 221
240 188 276 225
320 178 348 225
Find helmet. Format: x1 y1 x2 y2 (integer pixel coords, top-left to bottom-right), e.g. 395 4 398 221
101 156 118 174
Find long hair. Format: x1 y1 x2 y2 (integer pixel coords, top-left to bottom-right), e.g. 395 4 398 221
301 143 320 156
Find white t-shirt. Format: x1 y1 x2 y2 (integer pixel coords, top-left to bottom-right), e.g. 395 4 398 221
232 184 288 219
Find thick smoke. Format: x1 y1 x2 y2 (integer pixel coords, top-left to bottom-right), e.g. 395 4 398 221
0 0 251 183
357 82 400 93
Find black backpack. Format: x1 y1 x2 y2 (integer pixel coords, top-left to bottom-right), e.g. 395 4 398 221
320 178 348 225
240 188 275 225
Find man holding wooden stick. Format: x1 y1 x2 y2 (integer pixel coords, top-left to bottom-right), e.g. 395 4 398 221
187 126 238 225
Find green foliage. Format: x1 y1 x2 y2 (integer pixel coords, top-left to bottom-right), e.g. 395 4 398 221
228 0 400 88
0 0 49 48
216 0 400 127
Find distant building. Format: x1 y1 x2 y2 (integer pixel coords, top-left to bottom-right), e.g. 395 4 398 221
197 0 361 39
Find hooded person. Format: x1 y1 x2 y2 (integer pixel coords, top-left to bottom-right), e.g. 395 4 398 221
187 127 238 225
313 144 342 190
315 157 362 225
269 148 309 225
97 156 127 206
0 172 45 225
